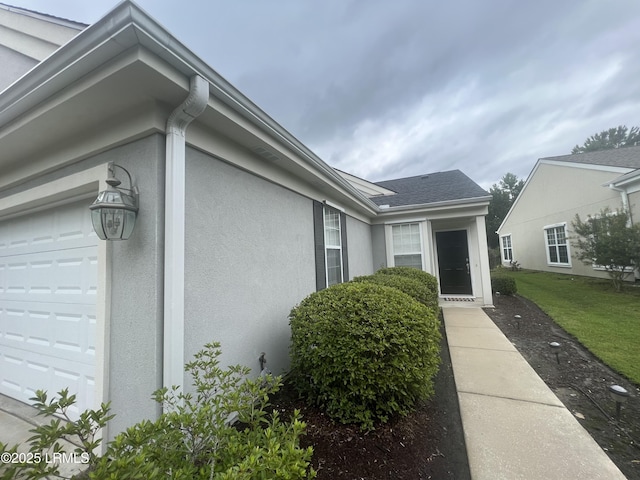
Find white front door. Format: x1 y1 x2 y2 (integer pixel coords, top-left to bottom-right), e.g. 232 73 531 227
0 200 98 418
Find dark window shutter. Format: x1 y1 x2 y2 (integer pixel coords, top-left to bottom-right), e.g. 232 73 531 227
313 201 326 290
340 211 349 282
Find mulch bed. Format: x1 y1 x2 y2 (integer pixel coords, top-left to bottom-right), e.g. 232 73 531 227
484 293 640 479
269 321 470 480
271 294 640 479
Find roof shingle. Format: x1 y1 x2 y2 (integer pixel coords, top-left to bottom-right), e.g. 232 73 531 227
541 145 640 169
371 170 489 208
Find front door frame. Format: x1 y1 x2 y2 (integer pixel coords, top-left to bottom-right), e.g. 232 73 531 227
435 228 474 296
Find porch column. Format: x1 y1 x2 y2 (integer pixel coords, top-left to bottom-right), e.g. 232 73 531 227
475 215 493 305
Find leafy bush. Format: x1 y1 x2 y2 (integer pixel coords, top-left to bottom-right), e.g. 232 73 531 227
0 388 112 480
289 282 441 430
375 266 439 294
352 274 438 314
1 343 315 480
491 275 517 295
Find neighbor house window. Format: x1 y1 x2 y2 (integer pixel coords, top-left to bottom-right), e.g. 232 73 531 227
501 235 513 262
313 201 348 290
544 224 570 266
392 223 423 269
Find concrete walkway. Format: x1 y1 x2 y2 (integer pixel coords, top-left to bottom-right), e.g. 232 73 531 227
442 306 627 480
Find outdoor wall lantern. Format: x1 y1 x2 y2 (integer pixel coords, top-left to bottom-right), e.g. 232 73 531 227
89 162 139 240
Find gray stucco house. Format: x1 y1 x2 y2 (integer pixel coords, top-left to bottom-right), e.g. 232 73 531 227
0 2 492 438
497 146 640 280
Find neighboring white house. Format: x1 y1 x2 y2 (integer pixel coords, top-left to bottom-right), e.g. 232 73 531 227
497 146 640 280
0 2 491 439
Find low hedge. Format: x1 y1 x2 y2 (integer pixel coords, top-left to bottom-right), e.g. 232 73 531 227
289 282 441 430
375 266 439 294
491 275 517 295
352 274 438 314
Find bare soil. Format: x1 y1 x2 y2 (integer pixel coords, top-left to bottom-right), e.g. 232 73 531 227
484 293 640 480
272 295 640 479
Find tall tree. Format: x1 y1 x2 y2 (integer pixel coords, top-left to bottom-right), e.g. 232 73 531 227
572 125 640 154
486 173 525 250
571 208 640 292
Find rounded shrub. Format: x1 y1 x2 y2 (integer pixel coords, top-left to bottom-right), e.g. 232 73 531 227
352 274 438 314
289 282 441 430
491 275 517 295
375 266 439 295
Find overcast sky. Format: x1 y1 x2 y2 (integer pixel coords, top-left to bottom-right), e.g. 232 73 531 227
9 0 640 188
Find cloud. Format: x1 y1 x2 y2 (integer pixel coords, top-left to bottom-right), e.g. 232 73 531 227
11 0 640 189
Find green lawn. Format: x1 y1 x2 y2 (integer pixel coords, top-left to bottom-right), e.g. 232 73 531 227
498 270 640 385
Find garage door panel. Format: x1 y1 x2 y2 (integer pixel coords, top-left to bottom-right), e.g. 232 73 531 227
1 247 97 302
1 345 94 418
1 304 95 364
0 200 98 418
0 235 98 258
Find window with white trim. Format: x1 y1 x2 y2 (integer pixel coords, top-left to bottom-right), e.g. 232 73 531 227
313 202 348 290
391 223 423 269
544 224 570 265
324 207 343 286
501 235 513 262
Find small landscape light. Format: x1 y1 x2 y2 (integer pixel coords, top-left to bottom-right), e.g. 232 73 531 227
514 314 521 329
549 342 561 364
608 385 629 420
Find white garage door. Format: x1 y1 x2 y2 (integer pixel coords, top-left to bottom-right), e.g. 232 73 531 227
0 199 98 419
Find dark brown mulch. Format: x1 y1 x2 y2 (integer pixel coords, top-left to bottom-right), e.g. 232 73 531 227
484 293 640 480
269 322 470 480
272 294 640 479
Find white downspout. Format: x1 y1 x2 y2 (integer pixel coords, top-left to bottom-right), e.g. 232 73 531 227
607 184 632 225
164 74 208 395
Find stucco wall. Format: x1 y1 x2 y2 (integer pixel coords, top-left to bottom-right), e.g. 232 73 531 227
345 215 374 279
371 224 387 271
104 136 165 436
0 44 37 91
184 148 317 380
500 163 626 278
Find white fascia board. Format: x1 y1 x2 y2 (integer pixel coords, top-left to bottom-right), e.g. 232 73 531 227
373 198 490 225
541 159 633 175
335 169 396 196
607 169 640 191
0 24 61 61
376 195 491 214
496 159 542 234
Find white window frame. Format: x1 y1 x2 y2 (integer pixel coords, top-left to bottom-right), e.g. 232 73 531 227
500 234 513 262
323 206 343 286
544 223 571 267
385 221 426 270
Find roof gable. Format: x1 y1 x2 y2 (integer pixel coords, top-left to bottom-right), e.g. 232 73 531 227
497 147 640 234
371 170 489 208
